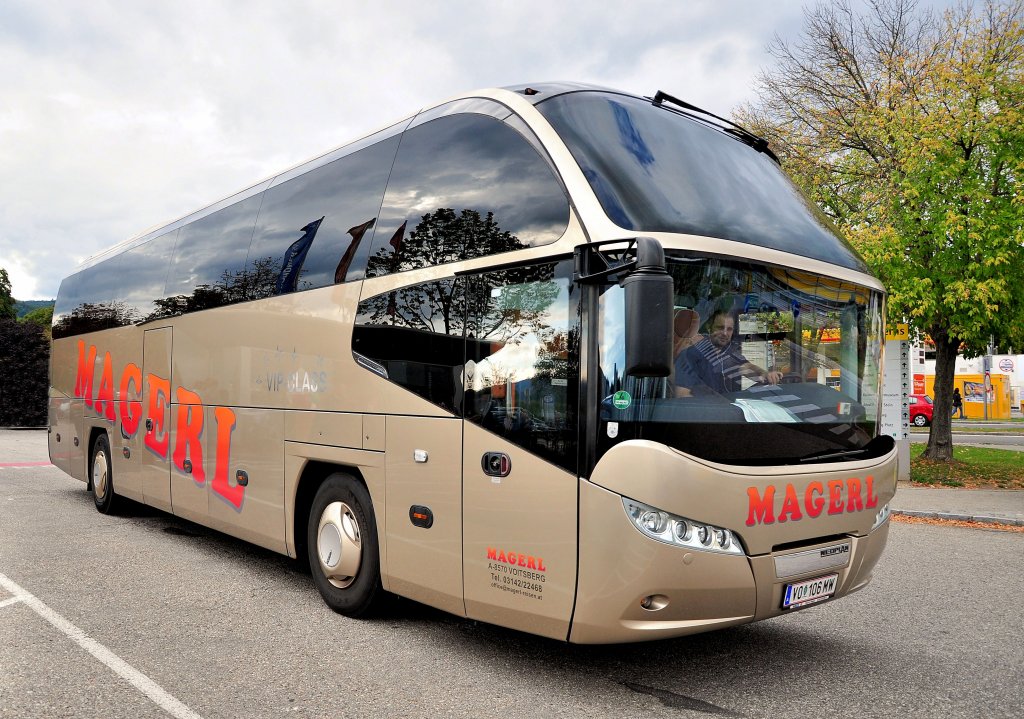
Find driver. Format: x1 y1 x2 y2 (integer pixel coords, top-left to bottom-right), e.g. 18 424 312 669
684 310 783 393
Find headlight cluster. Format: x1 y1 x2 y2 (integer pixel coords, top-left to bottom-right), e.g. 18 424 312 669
871 503 891 531
622 498 743 555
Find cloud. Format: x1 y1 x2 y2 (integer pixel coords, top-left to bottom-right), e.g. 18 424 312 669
0 0 951 299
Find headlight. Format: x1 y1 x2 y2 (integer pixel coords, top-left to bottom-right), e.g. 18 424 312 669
622 498 743 555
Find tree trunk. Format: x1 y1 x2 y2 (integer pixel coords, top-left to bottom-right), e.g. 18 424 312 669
922 328 959 461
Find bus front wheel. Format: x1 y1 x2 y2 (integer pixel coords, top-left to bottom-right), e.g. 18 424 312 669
307 474 384 617
90 433 120 515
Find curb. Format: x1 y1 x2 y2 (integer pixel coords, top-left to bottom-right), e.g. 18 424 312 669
892 509 1024 527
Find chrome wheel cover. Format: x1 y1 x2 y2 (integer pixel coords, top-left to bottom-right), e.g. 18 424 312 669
92 449 109 500
316 501 362 589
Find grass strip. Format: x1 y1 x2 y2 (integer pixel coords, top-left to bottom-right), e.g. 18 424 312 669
910 445 1024 489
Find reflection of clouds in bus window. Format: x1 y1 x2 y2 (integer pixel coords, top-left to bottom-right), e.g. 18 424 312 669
599 285 626 379
249 136 399 289
367 113 569 276
475 276 570 383
540 93 866 272
165 195 262 300
485 334 544 384
120 231 177 320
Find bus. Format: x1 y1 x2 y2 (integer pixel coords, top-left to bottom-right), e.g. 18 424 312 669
48 83 895 643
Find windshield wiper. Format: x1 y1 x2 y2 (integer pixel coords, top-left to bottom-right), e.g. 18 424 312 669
651 90 780 164
798 447 873 463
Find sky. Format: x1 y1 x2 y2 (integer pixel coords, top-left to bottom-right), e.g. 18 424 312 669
0 0 956 301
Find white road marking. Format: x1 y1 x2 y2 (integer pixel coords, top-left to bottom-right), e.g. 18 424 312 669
0 572 204 719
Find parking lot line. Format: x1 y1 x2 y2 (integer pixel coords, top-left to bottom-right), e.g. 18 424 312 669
0 572 204 719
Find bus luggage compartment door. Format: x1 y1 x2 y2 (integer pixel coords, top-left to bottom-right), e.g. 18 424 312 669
385 415 464 616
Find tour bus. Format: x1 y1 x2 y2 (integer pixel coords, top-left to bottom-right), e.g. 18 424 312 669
48 83 895 643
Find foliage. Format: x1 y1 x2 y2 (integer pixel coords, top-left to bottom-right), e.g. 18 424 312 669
361 208 552 341
0 319 49 427
0 269 16 321
147 256 282 320
739 0 1024 461
20 305 54 339
15 299 55 319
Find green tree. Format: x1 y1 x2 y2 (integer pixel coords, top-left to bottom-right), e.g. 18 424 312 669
0 268 16 321
0 319 49 426
19 305 54 340
739 0 1024 461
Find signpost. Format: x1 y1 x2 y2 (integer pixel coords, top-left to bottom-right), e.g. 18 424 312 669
881 323 910 482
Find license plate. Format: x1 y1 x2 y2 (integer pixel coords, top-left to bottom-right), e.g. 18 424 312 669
782 573 838 609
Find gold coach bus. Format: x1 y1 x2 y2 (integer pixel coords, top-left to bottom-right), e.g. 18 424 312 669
48 83 894 643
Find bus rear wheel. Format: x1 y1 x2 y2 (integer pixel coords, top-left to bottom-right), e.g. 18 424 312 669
307 473 384 617
90 433 120 515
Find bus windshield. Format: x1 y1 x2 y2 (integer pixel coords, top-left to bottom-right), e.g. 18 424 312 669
596 255 885 466
537 91 867 272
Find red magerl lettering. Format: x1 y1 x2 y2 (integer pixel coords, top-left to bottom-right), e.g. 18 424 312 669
746 476 884 526
486 547 547 572
72 342 241 507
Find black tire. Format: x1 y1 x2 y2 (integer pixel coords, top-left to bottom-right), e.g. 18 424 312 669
307 473 384 617
90 433 120 514
912 414 928 427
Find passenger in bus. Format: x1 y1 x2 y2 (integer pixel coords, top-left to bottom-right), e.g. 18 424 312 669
684 309 783 393
671 308 705 397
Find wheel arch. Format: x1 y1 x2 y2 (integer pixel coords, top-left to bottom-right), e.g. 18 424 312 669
292 460 369 568
85 424 108 489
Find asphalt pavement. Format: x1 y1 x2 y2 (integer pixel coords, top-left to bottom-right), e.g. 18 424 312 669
2 428 1022 526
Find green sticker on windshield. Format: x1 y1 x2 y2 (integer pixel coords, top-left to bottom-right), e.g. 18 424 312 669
612 391 632 410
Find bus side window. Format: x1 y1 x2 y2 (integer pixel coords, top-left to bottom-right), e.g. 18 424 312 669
51 264 120 339
161 194 264 316
352 277 467 414
120 230 178 325
246 135 401 294
364 112 570 279
465 261 579 474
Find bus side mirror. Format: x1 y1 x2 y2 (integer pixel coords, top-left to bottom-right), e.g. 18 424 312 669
621 237 673 377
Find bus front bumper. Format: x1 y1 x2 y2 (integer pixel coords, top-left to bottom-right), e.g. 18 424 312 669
568 479 890 644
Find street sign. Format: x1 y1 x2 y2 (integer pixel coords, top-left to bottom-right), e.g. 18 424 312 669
885 323 909 341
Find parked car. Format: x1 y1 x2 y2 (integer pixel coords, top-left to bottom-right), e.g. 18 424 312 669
909 394 934 426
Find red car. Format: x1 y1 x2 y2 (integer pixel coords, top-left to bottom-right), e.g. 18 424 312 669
909 394 934 426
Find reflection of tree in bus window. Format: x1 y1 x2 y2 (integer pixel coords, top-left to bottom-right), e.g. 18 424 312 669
366 113 569 278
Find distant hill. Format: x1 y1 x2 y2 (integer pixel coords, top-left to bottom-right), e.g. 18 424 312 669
15 300 55 318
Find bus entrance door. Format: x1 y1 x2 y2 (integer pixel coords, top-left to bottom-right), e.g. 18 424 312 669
462 423 578 641
140 328 173 513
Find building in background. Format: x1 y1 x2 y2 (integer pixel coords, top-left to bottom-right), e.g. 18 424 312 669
911 342 1022 418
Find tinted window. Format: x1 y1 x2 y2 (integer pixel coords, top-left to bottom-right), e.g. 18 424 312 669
51 262 124 339
52 271 83 338
162 194 263 315
246 136 400 295
119 230 178 324
365 113 569 278
352 278 466 413
465 260 579 473
537 92 868 272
